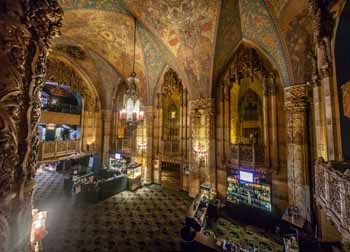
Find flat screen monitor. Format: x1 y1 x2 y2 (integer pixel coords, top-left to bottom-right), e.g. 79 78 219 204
115 153 121 160
240 171 253 183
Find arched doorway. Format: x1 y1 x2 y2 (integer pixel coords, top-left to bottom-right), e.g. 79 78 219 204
153 68 189 191
217 43 288 213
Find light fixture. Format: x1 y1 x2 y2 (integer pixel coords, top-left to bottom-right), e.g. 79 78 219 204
119 16 144 125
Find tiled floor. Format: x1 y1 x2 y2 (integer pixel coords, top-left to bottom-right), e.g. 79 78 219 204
33 169 191 252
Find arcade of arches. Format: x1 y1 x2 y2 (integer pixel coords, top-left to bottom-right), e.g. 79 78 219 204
1 0 350 251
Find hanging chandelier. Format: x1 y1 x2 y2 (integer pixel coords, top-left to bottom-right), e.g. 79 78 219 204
119 16 144 125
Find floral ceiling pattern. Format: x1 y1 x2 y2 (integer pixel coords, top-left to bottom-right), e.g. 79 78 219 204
213 0 242 84
139 24 166 103
124 0 220 98
55 0 306 105
59 0 131 15
240 0 289 84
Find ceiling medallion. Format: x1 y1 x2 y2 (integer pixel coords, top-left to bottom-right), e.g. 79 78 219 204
119 16 144 126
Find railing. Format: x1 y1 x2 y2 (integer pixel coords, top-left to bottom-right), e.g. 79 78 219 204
229 144 264 168
39 140 80 160
315 158 350 243
41 103 81 114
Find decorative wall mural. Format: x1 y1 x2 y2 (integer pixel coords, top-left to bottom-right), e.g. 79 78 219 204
61 10 147 84
285 9 313 84
139 24 165 103
213 0 242 83
125 0 220 97
240 0 289 84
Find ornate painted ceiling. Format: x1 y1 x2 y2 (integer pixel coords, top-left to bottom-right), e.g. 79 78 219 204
55 0 311 106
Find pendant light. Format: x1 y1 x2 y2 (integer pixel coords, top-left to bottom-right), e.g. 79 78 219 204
119 16 144 125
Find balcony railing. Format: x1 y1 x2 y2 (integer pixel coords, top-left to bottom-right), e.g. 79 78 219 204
229 144 264 168
39 140 80 161
315 158 350 243
41 103 81 114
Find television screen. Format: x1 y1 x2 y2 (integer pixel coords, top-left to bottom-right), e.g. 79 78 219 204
115 153 121 160
240 171 253 183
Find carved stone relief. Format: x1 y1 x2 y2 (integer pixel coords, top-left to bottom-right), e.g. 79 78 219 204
0 0 63 251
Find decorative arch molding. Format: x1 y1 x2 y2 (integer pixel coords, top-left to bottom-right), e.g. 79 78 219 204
46 54 101 112
217 39 285 91
154 65 190 105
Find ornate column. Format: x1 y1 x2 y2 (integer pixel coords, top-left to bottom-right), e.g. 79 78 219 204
312 81 328 160
309 0 341 160
101 109 113 167
284 83 312 221
0 1 62 251
144 106 153 184
270 75 279 169
318 42 337 160
215 80 227 200
262 76 270 168
188 98 216 198
152 93 161 183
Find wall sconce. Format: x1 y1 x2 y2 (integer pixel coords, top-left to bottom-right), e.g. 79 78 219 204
194 143 208 160
137 143 147 150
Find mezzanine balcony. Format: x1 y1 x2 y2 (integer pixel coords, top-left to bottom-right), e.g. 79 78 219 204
38 140 80 161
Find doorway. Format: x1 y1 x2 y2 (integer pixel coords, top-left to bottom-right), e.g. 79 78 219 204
161 162 181 190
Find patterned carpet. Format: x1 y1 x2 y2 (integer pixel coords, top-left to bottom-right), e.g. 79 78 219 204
210 218 283 252
33 169 192 252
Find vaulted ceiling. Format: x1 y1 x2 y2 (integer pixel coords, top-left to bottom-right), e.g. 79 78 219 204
55 0 311 107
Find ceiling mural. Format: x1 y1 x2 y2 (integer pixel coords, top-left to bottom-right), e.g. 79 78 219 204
124 0 221 98
59 0 131 15
87 49 129 109
213 0 242 84
54 0 298 103
139 23 166 103
240 0 289 84
268 0 289 17
61 10 146 81
285 8 313 84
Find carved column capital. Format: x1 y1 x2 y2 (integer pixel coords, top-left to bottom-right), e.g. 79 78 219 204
284 83 312 111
